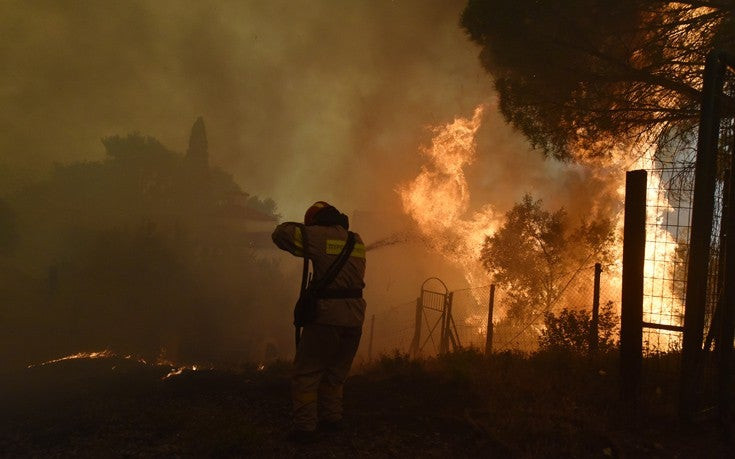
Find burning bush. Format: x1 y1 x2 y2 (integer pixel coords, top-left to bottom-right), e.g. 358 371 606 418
481 194 615 349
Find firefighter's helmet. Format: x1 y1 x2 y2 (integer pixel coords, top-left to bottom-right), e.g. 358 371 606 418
304 201 331 226
304 201 349 229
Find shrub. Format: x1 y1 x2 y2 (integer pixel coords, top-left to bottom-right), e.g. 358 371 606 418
539 301 618 353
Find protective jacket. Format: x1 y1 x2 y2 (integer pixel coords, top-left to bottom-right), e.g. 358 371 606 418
272 222 366 328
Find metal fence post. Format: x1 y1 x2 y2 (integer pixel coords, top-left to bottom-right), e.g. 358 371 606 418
439 293 449 354
410 297 422 358
718 133 735 427
486 284 496 356
590 263 602 356
681 50 725 422
444 292 455 353
621 170 646 403
368 314 375 362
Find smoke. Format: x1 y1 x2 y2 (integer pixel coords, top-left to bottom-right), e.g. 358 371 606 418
0 0 494 218
0 0 622 228
0 1 626 363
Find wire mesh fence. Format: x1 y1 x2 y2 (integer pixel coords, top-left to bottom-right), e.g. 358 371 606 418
476 264 621 353
363 299 416 360
627 52 735 418
637 166 692 411
363 263 621 359
642 167 693 350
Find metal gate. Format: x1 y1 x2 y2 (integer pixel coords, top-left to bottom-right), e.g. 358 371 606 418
409 278 461 357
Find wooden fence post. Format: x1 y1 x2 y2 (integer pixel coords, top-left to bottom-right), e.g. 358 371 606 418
621 170 646 403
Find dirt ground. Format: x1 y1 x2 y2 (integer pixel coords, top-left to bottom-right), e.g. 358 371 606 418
1 351 732 458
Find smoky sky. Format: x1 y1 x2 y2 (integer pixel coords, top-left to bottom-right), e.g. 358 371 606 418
0 0 482 216
0 0 619 223
0 1 629 366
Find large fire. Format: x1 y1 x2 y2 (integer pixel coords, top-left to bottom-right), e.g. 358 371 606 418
400 104 686 350
632 148 686 351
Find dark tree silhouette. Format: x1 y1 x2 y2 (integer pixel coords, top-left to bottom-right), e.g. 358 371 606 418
3 122 286 364
539 302 618 353
186 116 209 170
461 0 735 161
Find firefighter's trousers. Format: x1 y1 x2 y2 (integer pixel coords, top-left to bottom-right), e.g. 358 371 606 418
292 323 362 431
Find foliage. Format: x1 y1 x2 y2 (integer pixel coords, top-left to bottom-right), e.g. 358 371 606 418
461 0 735 161
8 347 725 457
103 132 172 157
3 128 289 364
539 301 619 353
490 317 542 353
246 195 280 219
374 350 422 376
481 194 614 323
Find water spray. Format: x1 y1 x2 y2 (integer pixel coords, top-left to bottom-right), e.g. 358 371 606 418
364 231 410 252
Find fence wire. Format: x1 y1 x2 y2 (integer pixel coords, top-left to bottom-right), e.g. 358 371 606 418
637 59 735 415
699 62 735 412
364 264 620 358
642 166 691 356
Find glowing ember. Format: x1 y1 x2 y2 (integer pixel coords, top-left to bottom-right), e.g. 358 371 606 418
28 349 206 379
28 350 117 368
162 365 201 380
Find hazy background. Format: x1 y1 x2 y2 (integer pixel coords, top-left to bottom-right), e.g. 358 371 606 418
0 0 622 367
2 0 487 216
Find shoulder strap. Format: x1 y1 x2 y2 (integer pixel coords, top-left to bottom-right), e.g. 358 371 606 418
307 231 355 294
295 230 355 348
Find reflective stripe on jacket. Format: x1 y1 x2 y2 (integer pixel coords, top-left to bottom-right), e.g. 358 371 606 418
272 222 367 328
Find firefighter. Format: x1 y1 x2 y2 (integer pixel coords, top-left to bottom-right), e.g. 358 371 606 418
271 201 366 443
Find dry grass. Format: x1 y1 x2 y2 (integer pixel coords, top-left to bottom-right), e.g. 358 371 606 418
0 349 730 457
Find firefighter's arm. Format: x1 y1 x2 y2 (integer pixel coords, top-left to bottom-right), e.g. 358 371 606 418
271 222 307 257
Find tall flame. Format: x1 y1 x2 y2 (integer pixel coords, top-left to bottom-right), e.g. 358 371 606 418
397 105 500 292
632 148 686 351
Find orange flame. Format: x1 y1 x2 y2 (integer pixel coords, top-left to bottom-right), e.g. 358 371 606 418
27 350 118 367
633 148 685 351
28 349 207 379
397 105 500 300
400 105 685 351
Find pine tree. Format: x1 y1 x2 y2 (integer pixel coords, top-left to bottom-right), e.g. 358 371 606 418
186 116 209 170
